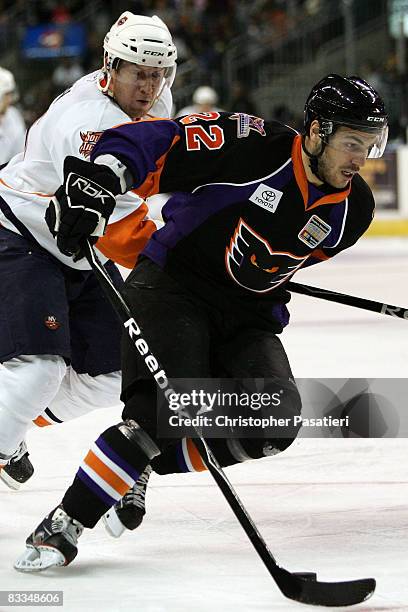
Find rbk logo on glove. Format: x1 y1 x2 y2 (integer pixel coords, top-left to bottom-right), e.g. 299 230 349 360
69 176 114 204
45 155 121 259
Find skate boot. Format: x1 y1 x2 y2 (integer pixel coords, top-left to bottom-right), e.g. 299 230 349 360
0 441 34 490
14 504 84 572
103 465 152 538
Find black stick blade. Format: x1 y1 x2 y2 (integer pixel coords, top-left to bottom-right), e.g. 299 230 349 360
274 566 375 606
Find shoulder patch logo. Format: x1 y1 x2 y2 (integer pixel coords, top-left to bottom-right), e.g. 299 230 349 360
298 215 331 248
249 183 283 213
79 131 103 158
229 113 266 138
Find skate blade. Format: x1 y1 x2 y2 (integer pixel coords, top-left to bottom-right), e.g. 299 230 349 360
0 469 21 490
14 546 65 572
103 509 125 538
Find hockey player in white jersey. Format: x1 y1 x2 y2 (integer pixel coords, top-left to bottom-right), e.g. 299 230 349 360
0 12 177 504
0 67 26 165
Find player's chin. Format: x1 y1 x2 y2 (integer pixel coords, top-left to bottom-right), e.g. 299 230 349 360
329 174 352 189
136 100 152 112
130 102 151 118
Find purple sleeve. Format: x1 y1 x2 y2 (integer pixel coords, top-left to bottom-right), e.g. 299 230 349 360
90 119 182 189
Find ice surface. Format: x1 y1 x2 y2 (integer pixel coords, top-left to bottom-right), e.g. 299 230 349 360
1 238 407 611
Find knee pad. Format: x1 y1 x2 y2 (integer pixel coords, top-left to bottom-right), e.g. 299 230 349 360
208 377 302 466
228 376 301 461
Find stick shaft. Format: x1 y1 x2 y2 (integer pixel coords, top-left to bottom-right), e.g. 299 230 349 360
287 281 408 321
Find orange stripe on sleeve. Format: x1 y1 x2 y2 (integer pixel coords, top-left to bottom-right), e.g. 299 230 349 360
96 202 157 269
186 438 207 472
135 134 181 200
84 450 130 496
33 415 52 427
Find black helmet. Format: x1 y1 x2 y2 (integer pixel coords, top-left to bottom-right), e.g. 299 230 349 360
304 74 388 158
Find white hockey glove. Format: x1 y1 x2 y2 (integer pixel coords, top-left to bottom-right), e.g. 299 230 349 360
45 156 121 259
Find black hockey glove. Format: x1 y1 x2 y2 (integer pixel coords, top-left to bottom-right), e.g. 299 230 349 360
45 155 121 259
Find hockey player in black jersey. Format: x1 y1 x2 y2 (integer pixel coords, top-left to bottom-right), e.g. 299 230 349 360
15 74 388 571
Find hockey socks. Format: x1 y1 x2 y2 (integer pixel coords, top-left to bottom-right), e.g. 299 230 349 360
62 422 159 528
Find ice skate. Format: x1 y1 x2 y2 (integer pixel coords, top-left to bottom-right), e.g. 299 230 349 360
103 465 152 538
0 441 34 490
14 504 83 572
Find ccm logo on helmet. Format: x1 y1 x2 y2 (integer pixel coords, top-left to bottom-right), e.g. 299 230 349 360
70 176 112 203
367 116 386 122
143 50 165 57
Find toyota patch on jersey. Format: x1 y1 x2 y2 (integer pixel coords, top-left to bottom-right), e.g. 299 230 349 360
298 215 332 248
249 183 283 213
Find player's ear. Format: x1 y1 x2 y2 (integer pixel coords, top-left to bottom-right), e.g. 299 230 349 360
306 119 322 154
309 120 320 141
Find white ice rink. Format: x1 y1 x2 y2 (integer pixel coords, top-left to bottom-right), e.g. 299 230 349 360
1 237 407 612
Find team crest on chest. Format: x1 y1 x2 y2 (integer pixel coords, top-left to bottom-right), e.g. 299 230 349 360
79 131 103 158
298 215 332 248
226 218 308 292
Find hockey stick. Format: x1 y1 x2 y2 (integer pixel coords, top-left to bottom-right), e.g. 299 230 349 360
85 241 375 607
288 281 408 320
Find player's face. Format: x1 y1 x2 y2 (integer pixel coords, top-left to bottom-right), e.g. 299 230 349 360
317 127 378 189
110 62 165 119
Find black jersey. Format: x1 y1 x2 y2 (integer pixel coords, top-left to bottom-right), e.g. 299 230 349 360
91 112 375 331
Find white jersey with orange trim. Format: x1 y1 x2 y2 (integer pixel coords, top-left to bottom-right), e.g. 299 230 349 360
0 105 26 165
0 70 172 269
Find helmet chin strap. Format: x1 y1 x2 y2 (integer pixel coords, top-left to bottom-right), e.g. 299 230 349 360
301 135 326 183
145 78 166 116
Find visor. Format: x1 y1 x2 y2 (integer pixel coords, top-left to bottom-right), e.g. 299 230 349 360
320 120 388 159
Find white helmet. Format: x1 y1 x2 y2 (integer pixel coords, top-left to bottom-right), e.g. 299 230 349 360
193 86 218 106
101 12 177 93
0 67 16 100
